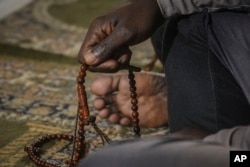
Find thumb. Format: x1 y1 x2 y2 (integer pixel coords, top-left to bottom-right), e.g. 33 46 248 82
83 27 132 66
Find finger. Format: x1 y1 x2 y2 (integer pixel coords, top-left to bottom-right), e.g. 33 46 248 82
84 27 132 66
78 17 112 65
88 59 120 73
114 48 132 66
88 48 132 72
78 31 107 65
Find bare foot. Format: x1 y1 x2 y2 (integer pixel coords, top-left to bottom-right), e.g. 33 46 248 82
90 72 168 128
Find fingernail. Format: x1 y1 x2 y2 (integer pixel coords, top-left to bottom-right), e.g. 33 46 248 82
92 42 108 58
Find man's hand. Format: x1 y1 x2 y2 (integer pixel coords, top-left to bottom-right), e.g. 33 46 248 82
77 0 164 72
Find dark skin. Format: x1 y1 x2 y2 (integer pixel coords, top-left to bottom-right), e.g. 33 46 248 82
78 0 208 138
78 0 164 72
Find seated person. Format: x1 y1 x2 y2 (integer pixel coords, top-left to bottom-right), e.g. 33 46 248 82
77 0 250 166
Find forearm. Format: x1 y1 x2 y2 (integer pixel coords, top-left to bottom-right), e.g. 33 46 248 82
157 0 250 18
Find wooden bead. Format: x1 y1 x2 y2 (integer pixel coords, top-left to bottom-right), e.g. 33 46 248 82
131 98 138 105
76 141 83 148
78 113 84 121
133 118 139 124
77 76 85 84
130 92 137 98
131 105 138 111
129 80 136 86
132 111 139 117
78 129 84 135
81 64 88 71
74 152 80 160
78 135 85 141
78 71 86 78
128 73 135 79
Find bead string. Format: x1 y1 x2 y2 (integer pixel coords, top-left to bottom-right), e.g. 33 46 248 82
128 66 141 138
25 64 141 166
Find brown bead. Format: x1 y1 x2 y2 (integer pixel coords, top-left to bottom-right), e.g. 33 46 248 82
81 64 88 71
129 80 136 86
56 134 63 140
50 134 56 139
132 111 138 117
78 71 86 78
78 129 84 135
76 147 83 153
128 73 135 79
77 84 83 91
78 135 85 141
74 152 80 160
130 86 136 92
131 98 138 105
83 114 89 121
67 135 74 140
133 118 139 124
131 105 138 111
76 141 83 148
77 76 85 84
130 92 137 98
78 113 84 121
78 120 84 127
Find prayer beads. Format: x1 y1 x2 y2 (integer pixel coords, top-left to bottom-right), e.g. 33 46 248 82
25 64 141 166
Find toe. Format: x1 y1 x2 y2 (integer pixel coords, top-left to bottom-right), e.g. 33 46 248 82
93 98 105 110
98 108 111 118
119 117 131 126
108 113 120 124
90 75 120 96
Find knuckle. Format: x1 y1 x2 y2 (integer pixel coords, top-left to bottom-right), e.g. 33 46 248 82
84 55 96 65
91 16 106 28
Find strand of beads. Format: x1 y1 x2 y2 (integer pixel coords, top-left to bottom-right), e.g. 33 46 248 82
69 64 90 166
24 134 73 167
25 65 91 167
127 65 141 138
25 64 141 167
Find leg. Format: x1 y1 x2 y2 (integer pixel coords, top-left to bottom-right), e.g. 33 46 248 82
78 135 229 167
79 125 250 167
208 12 250 104
165 11 250 133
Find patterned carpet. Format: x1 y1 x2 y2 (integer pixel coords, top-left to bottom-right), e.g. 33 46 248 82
0 121 72 167
0 56 168 167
